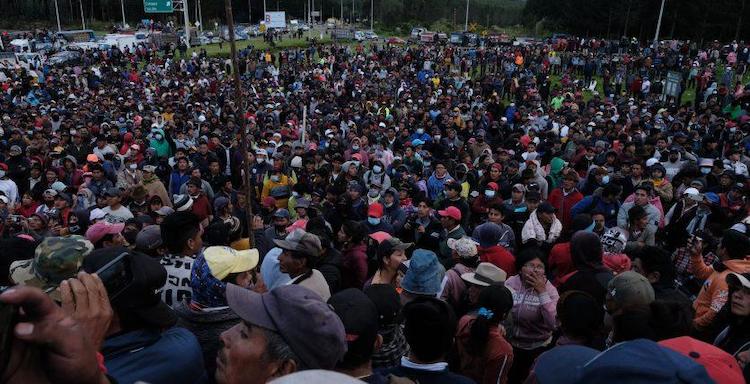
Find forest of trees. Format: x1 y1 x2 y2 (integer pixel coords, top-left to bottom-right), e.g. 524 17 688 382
523 0 750 43
0 0 524 32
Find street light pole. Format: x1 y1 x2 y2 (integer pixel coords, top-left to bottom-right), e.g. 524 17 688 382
54 0 62 32
652 0 666 50
464 0 469 31
224 0 255 248
120 0 126 29
79 0 86 30
370 0 373 31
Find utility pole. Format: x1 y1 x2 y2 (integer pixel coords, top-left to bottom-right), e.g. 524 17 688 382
248 0 252 22
464 0 469 32
79 0 86 30
370 0 373 31
54 0 62 32
652 0 666 50
224 0 255 247
120 0 126 29
340 0 343 22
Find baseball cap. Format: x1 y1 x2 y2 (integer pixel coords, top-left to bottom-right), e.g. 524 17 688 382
532 339 713 384
262 196 277 208
213 196 230 212
683 187 703 202
512 183 526 192
471 222 503 248
89 208 107 221
104 187 122 197
368 231 392 244
135 225 163 251
295 197 311 209
447 237 478 258
273 228 322 258
606 271 655 310
142 165 157 173
226 284 347 369
155 206 175 216
328 288 380 365
437 206 462 221
273 208 291 219
377 237 412 260
659 336 744 384
82 247 177 328
9 236 94 301
44 188 59 198
368 202 384 218
461 262 507 286
85 221 125 245
537 201 556 214
203 246 259 280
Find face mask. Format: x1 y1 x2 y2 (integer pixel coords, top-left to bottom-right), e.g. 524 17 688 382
417 128 424 134
368 190 380 198
155 134 163 140
266 149 274 156
434 135 441 140
271 175 280 182
368 217 381 225
478 170 484 177
385 202 393 207
731 127 737 133
602 175 610 184
0 170 5 178
353 161 361 168
352 145 360 151
485 190 496 198
373 165 382 173
292 191 299 198
424 161 432 167
129 164 137 170
256 158 265 164
701 167 711 174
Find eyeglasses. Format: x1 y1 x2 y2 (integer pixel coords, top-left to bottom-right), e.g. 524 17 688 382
523 263 545 272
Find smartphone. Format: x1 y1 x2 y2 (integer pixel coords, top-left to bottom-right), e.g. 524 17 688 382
95 252 133 301
0 286 17 375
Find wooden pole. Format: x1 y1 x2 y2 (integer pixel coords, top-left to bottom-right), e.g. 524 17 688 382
225 0 255 247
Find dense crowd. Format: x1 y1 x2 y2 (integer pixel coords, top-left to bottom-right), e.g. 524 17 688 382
2 31 750 384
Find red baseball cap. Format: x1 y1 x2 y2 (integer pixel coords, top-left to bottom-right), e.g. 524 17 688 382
659 336 743 384
368 203 384 218
487 182 499 191
437 206 462 221
262 196 277 208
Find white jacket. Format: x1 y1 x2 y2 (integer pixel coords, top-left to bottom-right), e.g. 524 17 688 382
521 210 563 244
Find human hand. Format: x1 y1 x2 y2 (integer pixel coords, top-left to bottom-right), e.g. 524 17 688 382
0 286 109 384
417 225 425 233
526 273 547 293
738 350 750 369
60 272 113 350
689 236 703 257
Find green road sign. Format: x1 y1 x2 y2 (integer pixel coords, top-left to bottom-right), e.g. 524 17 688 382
144 0 173 13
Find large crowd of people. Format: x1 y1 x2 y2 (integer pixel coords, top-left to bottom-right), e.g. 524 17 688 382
2 29 750 383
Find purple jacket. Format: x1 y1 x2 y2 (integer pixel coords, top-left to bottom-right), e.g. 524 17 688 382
504 275 559 349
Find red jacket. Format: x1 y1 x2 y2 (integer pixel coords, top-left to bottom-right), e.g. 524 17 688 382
548 242 573 287
479 245 516 276
547 187 583 230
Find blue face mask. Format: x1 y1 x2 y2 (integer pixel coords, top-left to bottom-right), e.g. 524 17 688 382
368 217 381 225
602 175 610 185
701 168 711 174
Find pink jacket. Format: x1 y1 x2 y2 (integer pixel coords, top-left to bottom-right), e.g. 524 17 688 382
504 275 559 349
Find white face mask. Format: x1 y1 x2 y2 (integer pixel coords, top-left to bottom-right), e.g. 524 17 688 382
352 145 360 151
417 128 424 134
256 158 265 164
434 135 441 140
155 134 163 140
373 165 383 173
0 170 5 178
485 190 496 198
271 175 280 182
129 163 137 170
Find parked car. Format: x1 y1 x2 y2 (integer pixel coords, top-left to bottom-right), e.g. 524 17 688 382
410 27 425 40
387 37 406 45
48 50 81 66
354 31 366 41
364 31 379 40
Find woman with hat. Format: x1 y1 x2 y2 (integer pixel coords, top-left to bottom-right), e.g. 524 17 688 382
504 248 559 384
366 237 411 289
452 284 515 384
713 272 750 381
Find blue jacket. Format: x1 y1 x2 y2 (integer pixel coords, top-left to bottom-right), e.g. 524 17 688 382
170 170 191 196
103 327 205 384
427 172 453 201
570 195 620 228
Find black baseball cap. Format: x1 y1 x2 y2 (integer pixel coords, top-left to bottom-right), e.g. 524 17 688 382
328 289 380 367
537 201 556 214
81 246 176 328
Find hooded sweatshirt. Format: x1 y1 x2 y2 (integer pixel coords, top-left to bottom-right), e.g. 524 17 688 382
149 129 171 159
691 255 750 330
383 188 406 233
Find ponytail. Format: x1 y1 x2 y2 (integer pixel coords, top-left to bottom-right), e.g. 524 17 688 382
467 307 494 354
465 285 514 356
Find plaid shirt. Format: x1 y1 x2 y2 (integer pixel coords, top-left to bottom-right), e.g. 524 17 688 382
672 247 718 279
371 324 409 370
